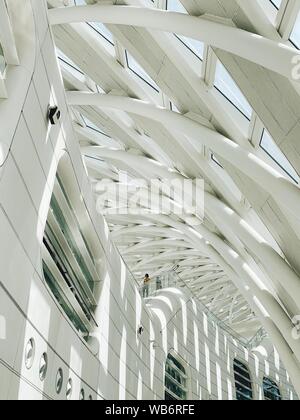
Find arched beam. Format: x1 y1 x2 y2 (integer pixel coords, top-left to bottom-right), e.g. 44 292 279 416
94 158 300 338
99 180 300 384
48 5 300 81
134 212 300 393
70 92 300 224
86 146 300 315
122 239 193 255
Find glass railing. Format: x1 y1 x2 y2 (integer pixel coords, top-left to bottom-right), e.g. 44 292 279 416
139 269 267 349
140 271 184 298
108 236 267 350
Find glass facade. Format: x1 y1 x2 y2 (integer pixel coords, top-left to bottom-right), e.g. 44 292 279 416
166 0 204 60
42 175 98 338
290 10 300 48
260 129 299 183
126 50 160 92
214 60 252 120
233 359 253 400
263 377 282 400
165 354 188 400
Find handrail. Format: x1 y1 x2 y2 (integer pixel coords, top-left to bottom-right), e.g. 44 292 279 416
111 241 267 349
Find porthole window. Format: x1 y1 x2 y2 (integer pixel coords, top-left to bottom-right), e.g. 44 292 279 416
25 338 35 370
66 378 73 400
39 353 48 381
263 377 282 401
56 368 64 394
233 359 253 400
79 389 85 400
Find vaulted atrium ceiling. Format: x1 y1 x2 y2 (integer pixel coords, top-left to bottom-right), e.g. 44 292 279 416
47 0 300 340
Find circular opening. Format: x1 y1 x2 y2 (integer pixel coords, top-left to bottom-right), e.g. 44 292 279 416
66 378 73 400
79 389 85 401
39 353 48 381
56 368 64 394
25 338 35 370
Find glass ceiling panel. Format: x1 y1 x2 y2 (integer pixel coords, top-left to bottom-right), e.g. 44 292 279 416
88 22 115 46
167 0 187 13
260 129 300 183
211 153 223 168
270 0 282 8
82 115 111 138
74 0 115 50
257 0 282 24
290 10 300 48
126 51 160 92
214 60 252 120
57 49 84 78
166 0 204 60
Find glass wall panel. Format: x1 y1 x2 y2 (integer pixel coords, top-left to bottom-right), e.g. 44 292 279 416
165 354 187 400
263 377 282 401
42 170 99 338
233 359 253 400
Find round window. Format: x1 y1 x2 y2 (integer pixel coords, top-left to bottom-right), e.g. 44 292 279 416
56 368 63 394
39 353 48 381
25 338 35 370
66 378 73 400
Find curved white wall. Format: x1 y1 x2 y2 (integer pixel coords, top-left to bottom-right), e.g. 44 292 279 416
0 0 36 166
147 289 297 400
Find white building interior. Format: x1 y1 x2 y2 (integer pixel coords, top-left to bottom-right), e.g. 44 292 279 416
1 0 300 400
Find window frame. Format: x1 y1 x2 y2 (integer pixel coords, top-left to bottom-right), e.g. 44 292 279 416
125 50 160 93
263 377 282 401
233 359 254 401
259 129 299 184
165 352 189 401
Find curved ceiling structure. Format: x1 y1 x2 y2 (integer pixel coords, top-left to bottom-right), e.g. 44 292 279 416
48 0 300 355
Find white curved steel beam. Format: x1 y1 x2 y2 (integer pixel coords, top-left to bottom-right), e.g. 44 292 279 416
93 168 300 359
84 146 300 314
122 239 192 254
48 5 300 81
71 93 300 223
105 192 300 384
135 213 300 390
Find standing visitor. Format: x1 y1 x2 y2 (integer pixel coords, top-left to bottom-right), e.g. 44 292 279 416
143 274 151 298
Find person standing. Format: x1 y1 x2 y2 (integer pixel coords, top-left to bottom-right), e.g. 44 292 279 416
143 274 151 298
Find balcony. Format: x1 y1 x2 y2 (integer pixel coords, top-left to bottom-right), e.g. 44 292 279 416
140 270 267 350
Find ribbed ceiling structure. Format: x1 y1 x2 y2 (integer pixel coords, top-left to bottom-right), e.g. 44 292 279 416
48 0 300 345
